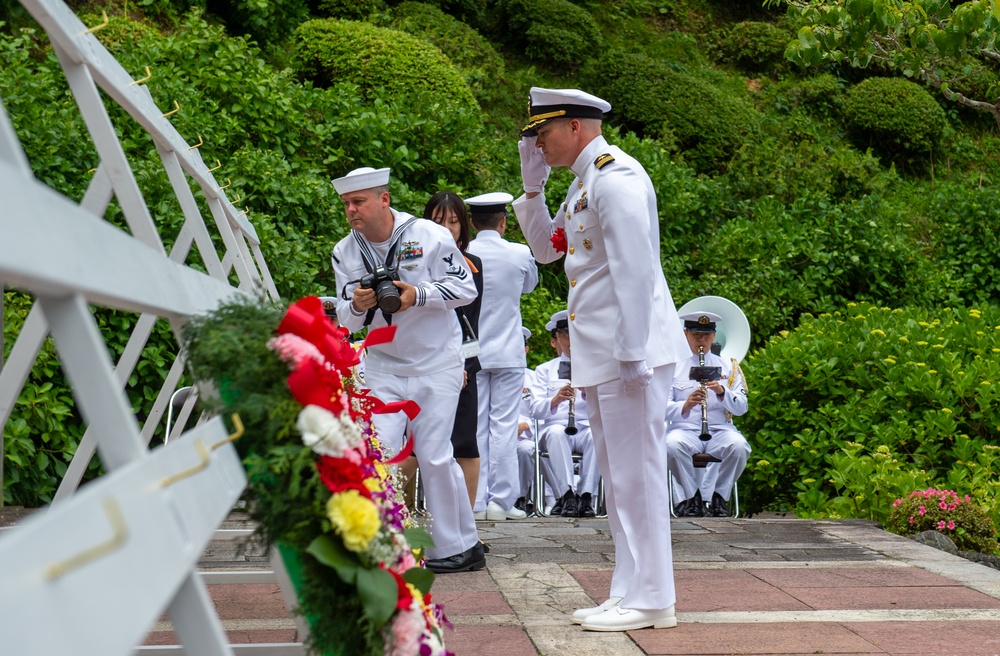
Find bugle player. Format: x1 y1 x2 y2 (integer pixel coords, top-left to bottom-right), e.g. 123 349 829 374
664 311 750 517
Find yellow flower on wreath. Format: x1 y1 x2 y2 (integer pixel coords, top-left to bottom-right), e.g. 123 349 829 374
327 490 381 553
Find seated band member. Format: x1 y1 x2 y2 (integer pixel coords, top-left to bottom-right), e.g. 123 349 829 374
664 311 750 518
529 310 599 518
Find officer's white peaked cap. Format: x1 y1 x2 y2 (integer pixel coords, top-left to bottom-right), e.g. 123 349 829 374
522 87 612 136
331 167 390 194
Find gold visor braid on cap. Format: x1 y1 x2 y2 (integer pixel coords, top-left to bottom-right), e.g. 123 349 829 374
528 109 568 123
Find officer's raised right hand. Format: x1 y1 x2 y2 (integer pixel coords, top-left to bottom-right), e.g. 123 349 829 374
518 136 550 194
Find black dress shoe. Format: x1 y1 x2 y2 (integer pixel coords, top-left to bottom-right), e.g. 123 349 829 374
709 492 729 517
676 491 703 517
560 490 579 517
425 542 486 574
550 498 564 516
514 496 527 512
578 492 596 518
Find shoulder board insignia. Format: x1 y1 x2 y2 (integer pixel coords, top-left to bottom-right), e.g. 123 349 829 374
594 153 615 170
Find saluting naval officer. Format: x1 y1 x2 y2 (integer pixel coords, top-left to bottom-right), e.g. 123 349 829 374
512 88 690 631
466 192 539 521
330 167 483 573
665 311 750 518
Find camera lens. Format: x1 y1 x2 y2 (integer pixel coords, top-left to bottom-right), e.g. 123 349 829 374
376 279 402 313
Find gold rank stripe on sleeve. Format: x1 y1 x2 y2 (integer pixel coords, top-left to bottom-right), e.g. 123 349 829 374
594 153 615 169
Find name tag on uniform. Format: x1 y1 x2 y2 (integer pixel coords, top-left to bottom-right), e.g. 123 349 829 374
462 338 481 359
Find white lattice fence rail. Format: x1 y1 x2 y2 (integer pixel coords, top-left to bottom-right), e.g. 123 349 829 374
0 0 299 652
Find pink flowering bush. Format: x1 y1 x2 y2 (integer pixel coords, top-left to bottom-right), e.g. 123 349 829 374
885 488 997 553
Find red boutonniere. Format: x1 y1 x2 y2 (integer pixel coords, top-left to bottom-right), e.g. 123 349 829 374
550 227 567 254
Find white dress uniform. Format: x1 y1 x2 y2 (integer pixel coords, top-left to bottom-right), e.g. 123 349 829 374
665 351 750 503
529 356 599 498
514 134 689 611
332 209 479 560
467 230 539 512
516 369 537 501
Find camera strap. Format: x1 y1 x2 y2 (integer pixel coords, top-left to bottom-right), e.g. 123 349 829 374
352 217 419 327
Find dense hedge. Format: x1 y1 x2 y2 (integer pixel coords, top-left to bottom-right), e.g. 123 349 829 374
584 49 761 172
843 77 947 165
500 0 604 70
292 18 478 111
717 21 792 73
742 304 1000 529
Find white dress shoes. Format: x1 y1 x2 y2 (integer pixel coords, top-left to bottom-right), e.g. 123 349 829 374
581 605 677 631
571 596 622 624
485 500 526 520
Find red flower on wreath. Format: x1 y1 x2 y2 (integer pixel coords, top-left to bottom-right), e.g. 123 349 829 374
550 227 567 254
316 455 371 499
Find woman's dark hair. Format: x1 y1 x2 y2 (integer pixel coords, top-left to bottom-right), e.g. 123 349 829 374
423 191 471 253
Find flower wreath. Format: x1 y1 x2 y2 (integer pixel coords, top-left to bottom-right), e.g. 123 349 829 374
182 296 452 656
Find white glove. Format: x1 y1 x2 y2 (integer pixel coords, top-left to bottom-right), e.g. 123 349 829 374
518 136 550 193
619 360 653 393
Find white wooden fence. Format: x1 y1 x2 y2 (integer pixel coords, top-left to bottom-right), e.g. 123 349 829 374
0 1 303 653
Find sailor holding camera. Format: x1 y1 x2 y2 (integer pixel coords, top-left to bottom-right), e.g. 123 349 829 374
330 166 484 573
665 311 750 518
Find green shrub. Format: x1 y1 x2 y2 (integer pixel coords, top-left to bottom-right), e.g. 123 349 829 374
500 0 604 71
316 0 386 20
886 488 997 553
921 181 1000 305
292 18 478 112
584 49 760 172
743 304 1000 521
204 0 309 49
388 1 506 106
764 73 845 119
682 195 950 343
725 113 886 204
389 0 488 28
718 21 792 73
843 77 947 165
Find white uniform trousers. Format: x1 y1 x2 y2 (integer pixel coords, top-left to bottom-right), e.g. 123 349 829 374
366 366 479 560
538 425 599 497
516 438 535 498
665 427 750 503
587 364 676 611
474 367 524 512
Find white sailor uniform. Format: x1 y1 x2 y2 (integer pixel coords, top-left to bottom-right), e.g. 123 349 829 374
331 209 479 560
665 351 750 503
513 134 689 611
529 356 599 499
467 230 538 513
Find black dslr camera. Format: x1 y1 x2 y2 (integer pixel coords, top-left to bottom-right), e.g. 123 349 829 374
360 265 402 314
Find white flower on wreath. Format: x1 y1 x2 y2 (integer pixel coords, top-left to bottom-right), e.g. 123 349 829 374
296 405 364 458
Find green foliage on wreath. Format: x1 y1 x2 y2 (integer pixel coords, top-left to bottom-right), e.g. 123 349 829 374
742 304 1000 529
885 488 997 554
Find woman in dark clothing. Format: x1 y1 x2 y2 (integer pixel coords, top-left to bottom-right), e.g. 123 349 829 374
424 191 483 509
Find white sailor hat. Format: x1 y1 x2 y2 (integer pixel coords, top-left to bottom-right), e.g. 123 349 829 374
331 167 390 194
545 309 569 332
522 326 532 341
522 87 612 136
466 191 514 215
680 311 722 333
